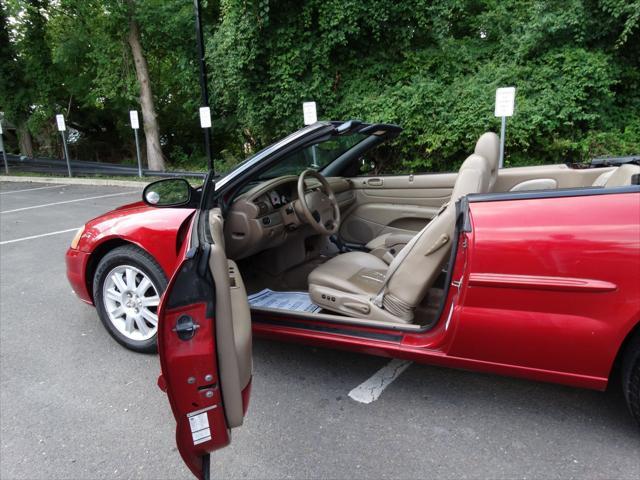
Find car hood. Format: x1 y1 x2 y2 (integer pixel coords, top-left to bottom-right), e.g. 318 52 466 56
112 200 149 212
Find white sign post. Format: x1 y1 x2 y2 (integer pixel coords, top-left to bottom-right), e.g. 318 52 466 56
199 106 212 129
56 114 72 177
303 102 319 167
302 102 317 126
199 106 213 173
495 87 516 168
130 110 143 177
0 120 8 174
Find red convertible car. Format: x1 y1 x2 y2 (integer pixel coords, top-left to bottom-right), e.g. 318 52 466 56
67 121 640 478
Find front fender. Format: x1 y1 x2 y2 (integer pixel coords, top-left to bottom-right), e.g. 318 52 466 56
78 206 195 291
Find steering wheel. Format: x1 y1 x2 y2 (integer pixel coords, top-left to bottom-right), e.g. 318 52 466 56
297 169 341 235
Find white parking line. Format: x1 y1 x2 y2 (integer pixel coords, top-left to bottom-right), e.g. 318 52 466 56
0 227 80 245
0 184 68 195
348 359 412 404
0 191 139 214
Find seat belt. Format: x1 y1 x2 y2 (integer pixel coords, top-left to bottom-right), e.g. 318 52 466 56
372 203 449 308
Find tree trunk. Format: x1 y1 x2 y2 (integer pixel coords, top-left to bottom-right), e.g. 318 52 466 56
126 4 165 171
17 121 34 158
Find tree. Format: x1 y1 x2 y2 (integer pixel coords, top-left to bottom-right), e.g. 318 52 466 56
2 0 638 172
126 0 164 171
0 0 55 157
210 0 640 171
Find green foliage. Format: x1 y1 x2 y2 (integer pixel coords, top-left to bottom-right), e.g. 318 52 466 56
209 0 640 172
1 0 638 172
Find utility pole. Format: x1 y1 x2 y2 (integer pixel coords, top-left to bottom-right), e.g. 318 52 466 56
194 0 213 173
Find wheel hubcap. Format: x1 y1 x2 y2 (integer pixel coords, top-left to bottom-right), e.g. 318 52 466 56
103 265 160 342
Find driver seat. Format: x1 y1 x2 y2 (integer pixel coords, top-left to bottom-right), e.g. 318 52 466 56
308 134 497 323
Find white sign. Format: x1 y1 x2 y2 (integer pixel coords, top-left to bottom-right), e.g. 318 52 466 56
56 114 66 132
129 110 139 129
303 102 317 125
199 106 212 129
495 87 516 117
0 121 3 135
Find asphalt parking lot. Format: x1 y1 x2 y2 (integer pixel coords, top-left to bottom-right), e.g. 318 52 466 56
1 180 639 480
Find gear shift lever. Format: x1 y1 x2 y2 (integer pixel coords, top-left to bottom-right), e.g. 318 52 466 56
329 234 348 253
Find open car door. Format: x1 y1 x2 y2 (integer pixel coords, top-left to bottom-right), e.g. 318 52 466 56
155 175 252 480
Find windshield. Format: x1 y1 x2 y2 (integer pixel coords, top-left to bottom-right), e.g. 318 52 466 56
255 133 368 180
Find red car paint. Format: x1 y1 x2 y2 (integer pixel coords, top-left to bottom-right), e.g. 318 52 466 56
67 190 640 392
155 218 253 480
451 192 640 388
66 201 195 303
158 298 230 479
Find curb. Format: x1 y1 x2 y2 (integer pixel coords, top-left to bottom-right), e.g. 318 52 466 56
0 175 146 188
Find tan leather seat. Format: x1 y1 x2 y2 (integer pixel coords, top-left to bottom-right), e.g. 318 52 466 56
593 164 640 188
365 132 499 264
473 132 500 190
309 141 494 323
308 251 388 296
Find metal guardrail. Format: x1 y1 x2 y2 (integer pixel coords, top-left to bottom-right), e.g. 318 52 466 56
2 154 206 179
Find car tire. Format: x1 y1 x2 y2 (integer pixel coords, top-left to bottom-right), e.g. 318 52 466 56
93 245 168 353
621 328 640 427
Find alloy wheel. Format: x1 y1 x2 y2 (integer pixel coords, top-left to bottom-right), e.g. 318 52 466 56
102 265 160 342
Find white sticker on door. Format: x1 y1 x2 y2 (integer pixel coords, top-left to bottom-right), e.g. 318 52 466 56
192 427 212 445
187 406 215 446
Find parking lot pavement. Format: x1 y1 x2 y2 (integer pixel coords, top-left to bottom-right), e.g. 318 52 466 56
1 180 639 480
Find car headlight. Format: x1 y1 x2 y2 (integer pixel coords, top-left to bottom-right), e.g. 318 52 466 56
70 226 85 249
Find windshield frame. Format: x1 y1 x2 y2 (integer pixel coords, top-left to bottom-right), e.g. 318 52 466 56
203 120 402 211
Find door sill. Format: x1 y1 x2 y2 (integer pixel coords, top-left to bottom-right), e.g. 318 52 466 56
250 305 425 332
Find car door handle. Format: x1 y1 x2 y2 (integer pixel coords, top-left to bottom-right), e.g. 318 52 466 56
367 178 383 186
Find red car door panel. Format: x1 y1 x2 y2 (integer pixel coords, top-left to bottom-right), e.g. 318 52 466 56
450 191 640 387
158 245 231 480
158 201 253 479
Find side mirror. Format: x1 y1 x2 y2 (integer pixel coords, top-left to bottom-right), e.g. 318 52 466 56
143 178 193 207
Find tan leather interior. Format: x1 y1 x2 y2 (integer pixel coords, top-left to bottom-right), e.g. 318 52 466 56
496 164 614 191
307 251 387 295
308 133 497 323
224 175 351 261
361 132 500 264
221 128 636 332
366 232 415 263
600 164 640 187
474 132 500 190
339 172 456 244
208 209 252 428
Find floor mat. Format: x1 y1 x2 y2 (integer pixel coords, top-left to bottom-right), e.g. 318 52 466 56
247 288 321 313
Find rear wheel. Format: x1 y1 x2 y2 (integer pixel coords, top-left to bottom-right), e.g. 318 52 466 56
621 328 640 427
93 245 167 353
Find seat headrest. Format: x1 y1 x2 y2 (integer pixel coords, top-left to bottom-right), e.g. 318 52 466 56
474 132 500 171
474 132 500 188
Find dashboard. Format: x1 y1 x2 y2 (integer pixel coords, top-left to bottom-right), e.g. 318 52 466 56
223 175 352 260
255 184 294 213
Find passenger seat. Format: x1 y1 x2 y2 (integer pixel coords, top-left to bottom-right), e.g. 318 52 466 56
365 132 500 264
